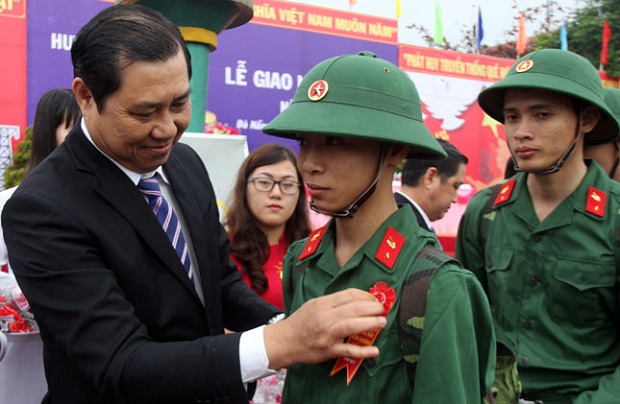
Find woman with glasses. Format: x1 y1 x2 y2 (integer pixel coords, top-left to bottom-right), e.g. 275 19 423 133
226 143 311 403
226 143 311 311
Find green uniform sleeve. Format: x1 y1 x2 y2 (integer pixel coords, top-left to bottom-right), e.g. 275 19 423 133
573 366 620 403
410 265 496 403
455 190 491 293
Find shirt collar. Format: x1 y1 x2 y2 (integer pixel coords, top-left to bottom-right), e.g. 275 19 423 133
395 191 433 231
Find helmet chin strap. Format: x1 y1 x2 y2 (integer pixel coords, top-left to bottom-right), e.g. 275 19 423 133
512 109 584 175
310 145 388 219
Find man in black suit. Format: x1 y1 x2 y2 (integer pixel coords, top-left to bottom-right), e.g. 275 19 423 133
2 5 385 403
395 139 468 233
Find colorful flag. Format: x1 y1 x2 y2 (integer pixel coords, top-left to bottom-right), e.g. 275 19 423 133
434 0 444 45
396 0 402 19
349 0 357 7
476 6 484 49
560 21 568 51
601 20 612 65
516 11 528 55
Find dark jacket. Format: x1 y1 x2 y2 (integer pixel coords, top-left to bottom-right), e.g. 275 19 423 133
3 126 278 403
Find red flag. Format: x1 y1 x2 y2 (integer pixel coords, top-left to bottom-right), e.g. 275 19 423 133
601 20 612 65
516 12 528 55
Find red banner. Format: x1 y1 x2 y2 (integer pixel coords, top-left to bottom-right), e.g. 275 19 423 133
399 44 514 81
0 0 27 151
601 71 620 89
252 0 398 44
0 0 25 18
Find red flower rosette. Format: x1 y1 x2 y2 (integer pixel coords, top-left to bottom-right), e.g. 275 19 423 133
330 281 396 385
370 281 396 316
8 319 31 333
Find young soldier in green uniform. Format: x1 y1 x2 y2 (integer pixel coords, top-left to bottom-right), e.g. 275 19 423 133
456 49 620 403
263 51 496 403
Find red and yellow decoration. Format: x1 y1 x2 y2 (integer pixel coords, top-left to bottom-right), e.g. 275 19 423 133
585 186 606 217
515 59 534 73
252 0 399 44
494 178 516 206
308 80 329 101
375 226 405 269
330 281 396 385
299 225 326 260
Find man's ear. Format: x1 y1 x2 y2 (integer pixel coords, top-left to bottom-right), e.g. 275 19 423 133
581 105 601 134
423 167 439 188
386 144 409 166
72 77 97 120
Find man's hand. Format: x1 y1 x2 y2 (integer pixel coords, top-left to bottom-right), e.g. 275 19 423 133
263 288 386 370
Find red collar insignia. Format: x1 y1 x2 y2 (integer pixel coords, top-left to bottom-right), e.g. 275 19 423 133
585 186 606 217
494 178 516 206
375 226 405 270
299 225 326 260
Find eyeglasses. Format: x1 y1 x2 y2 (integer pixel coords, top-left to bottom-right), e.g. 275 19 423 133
247 177 301 195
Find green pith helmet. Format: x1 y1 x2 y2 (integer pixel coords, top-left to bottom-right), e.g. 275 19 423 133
604 88 620 141
478 49 619 146
262 51 447 159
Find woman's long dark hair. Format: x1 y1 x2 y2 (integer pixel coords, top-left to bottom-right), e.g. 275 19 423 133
26 89 81 176
226 143 311 294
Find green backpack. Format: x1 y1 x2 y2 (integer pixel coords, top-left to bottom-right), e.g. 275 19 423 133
396 245 456 385
395 245 506 404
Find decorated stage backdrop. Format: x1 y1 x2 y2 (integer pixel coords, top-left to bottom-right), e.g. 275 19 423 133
18 0 516 196
14 0 620 238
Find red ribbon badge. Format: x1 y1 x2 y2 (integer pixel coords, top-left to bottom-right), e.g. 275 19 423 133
330 281 396 385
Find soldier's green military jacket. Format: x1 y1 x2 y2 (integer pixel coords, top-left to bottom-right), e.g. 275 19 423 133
282 206 495 403
456 161 620 403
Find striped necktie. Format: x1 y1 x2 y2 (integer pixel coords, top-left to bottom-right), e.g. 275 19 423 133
138 174 194 285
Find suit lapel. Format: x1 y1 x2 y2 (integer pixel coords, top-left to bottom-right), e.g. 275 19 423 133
411 204 432 232
395 192 432 232
65 128 200 297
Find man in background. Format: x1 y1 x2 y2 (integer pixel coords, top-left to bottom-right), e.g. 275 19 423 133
395 139 468 233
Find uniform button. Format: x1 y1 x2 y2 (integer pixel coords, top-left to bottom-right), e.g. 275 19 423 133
523 320 532 329
528 277 538 286
533 234 542 242
365 358 376 367
522 356 530 365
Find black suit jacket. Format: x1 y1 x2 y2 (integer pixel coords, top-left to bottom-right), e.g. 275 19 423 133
3 127 279 404
394 191 432 232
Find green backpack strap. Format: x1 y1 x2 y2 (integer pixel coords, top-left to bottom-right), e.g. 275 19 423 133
615 204 620 311
292 260 310 288
398 245 458 385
